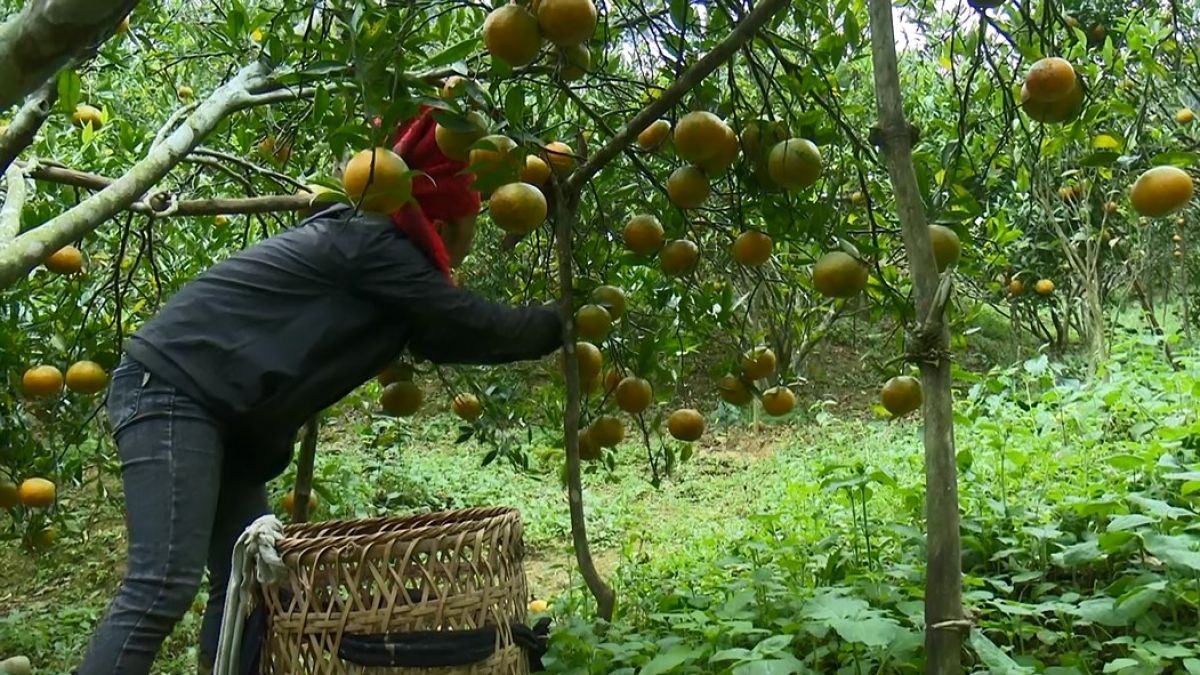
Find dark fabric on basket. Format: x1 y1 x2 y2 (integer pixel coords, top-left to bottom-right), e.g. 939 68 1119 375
336 617 552 671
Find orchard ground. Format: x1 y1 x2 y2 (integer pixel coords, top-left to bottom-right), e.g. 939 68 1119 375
4 301 1199 674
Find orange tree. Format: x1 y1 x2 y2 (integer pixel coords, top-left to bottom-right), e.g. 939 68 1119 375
1 0 1199 670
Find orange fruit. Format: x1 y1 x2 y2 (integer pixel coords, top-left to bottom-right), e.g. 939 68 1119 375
342 148 412 213
17 478 55 508
696 122 739 176
543 141 575 174
380 380 423 416
602 367 629 395
1035 279 1055 295
566 341 603 382
44 245 83 274
22 365 64 397
673 111 727 163
32 526 56 547
1176 108 1195 125
482 4 542 66
452 393 483 421
469 135 523 190
72 104 103 129
521 155 552 186
739 120 789 161
812 251 869 298
281 490 317 513
489 182 548 234
529 599 549 612
767 138 823 190
440 75 472 99
558 43 590 81
434 111 489 161
929 225 962 272
732 230 772 266
760 386 796 417
536 0 598 46
1173 233 1183 242
666 165 711 208
667 409 705 442
590 415 625 447
575 304 612 341
614 377 652 414
1019 79 1084 125
623 214 665 255
65 360 107 394
177 85 194 99
377 362 414 386
0 479 19 509
741 347 777 381
637 120 671 151
578 426 602 460
1023 57 1077 102
590 285 626 319
258 136 292 163
659 239 700 277
1130 166 1194 218
880 375 923 416
717 374 754 406
1008 278 1023 295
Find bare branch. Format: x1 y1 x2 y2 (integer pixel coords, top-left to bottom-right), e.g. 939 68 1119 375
1 161 30 241
0 60 272 288
191 147 306 191
0 0 137 111
21 160 316 216
0 80 58 173
563 0 792 194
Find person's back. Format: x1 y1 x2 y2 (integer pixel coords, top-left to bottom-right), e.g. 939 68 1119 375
73 106 563 675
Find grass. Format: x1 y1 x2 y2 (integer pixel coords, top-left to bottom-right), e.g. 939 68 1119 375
3 311 1197 674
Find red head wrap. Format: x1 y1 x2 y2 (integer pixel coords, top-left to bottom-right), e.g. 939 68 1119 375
389 105 482 281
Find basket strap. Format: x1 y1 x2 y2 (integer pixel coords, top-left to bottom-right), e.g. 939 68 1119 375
336 617 553 671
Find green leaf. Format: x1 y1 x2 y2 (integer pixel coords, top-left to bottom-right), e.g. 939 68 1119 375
968 629 1036 675
56 70 82 112
1128 494 1195 520
732 657 806 675
1107 514 1156 531
505 87 526 127
426 37 478 68
1182 658 1200 675
640 645 700 675
1055 540 1105 567
1149 150 1200 167
1102 658 1140 673
828 617 900 648
1142 533 1200 572
668 0 688 30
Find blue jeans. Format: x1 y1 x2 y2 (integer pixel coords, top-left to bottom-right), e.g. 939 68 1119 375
76 356 268 675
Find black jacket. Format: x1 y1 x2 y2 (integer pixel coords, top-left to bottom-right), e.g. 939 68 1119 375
124 204 563 481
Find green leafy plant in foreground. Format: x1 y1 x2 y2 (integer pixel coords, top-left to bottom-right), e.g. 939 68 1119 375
542 340 1200 675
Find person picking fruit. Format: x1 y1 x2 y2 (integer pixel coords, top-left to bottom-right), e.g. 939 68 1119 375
73 106 564 675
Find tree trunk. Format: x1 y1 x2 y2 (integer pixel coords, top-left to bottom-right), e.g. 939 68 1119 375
866 2 964 674
290 416 320 524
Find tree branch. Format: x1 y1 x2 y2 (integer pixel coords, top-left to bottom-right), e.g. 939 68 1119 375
0 161 30 241
0 0 138 111
0 60 272 288
0 80 58 173
562 0 793 194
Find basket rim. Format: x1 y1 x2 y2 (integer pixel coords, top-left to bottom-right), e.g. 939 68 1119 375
276 506 523 551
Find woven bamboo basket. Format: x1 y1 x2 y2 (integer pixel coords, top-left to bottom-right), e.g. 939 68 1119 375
259 506 530 675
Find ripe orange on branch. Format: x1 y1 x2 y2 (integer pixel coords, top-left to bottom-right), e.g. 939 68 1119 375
434 111 489 161
17 478 56 508
673 111 728 163
282 490 317 513
72 104 103 129
577 427 602 460
667 165 710 208
880 376 922 416
536 0 598 47
564 341 603 382
929 225 962 272
732 230 772 267
659 239 700 277
1035 279 1055 295
557 43 590 81
667 409 705 442
542 141 575 174
381 380 423 416
1019 79 1084 125
22 365 64 397
623 214 664 255
696 122 740 176
1129 166 1194 218
614 376 652 414
1023 57 1078 103
44 245 83 274
767 138 823 191
590 285 626 319
0 478 19 509
575 304 612 340
741 346 777 381
590 415 625 447
452 393 483 421
489 182 548 234
65 360 108 394
483 5 542 66
521 155 552 186
342 148 411 213
718 374 754 406
812 251 868 298
637 120 671 151
760 386 796 417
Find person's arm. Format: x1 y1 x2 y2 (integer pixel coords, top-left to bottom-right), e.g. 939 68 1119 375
355 236 564 366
